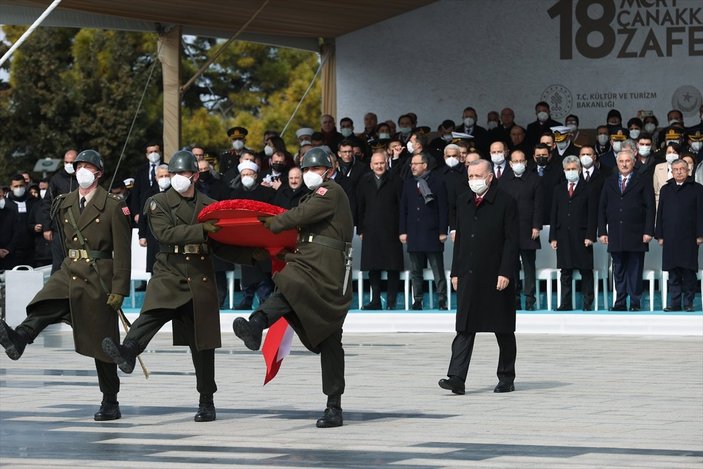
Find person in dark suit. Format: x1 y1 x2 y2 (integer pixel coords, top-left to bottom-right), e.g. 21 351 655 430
531 143 563 226
399 152 448 310
456 106 490 155
598 149 656 311
138 164 172 275
0 192 21 270
130 143 162 228
579 144 611 197
489 141 513 183
439 144 469 234
273 167 309 209
356 151 404 310
336 139 370 223
525 101 562 151
7 173 40 267
655 159 703 312
499 150 543 310
439 159 519 395
550 156 599 311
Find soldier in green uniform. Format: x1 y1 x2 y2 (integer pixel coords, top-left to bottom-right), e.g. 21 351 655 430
0 149 131 421
232 147 354 428
102 150 261 422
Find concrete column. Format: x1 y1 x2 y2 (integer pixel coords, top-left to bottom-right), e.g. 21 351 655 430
157 26 181 161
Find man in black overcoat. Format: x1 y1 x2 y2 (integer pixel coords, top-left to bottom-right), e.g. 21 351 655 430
356 151 404 309
439 160 519 395
550 156 599 311
598 149 655 311
655 159 703 312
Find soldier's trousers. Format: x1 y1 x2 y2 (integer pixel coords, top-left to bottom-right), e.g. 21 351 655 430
125 301 216 396
253 291 345 399
19 299 120 397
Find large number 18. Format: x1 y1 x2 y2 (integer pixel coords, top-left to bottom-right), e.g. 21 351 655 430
548 0 616 59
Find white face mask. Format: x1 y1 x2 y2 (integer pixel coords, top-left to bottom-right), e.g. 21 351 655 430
340 128 353 137
241 175 256 188
665 153 679 164
0 199 5 210
644 123 656 133
567 123 578 132
76 167 97 189
12 187 26 198
232 140 245 150
564 169 579 183
638 145 651 157
40 189 47 199
597 134 609 145
64 163 76 174
170 174 192 193
147 152 160 164
300 139 312 146
611 141 623 152
378 132 391 140
629 129 640 139
490 153 505 165
398 127 411 135
669 119 680 126
511 162 526 175
580 155 594 168
445 156 459 168
264 145 274 157
441 134 452 142
692 141 702 151
537 111 549 122
487 121 498 130
556 141 569 151
463 117 475 128
303 170 324 190
406 142 415 154
469 178 488 195
157 177 171 190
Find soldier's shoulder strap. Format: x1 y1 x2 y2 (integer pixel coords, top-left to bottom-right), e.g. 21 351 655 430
49 193 68 220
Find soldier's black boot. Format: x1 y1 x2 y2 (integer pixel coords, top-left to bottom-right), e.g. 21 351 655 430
194 394 216 422
232 312 267 351
94 395 121 421
0 320 31 360
102 338 139 374
316 395 343 428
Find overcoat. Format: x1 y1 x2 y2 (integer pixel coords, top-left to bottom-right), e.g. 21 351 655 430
355 171 404 271
654 178 703 271
399 171 448 252
598 172 655 253
27 187 131 362
549 179 598 269
267 180 354 349
451 185 519 333
144 188 252 350
497 171 543 250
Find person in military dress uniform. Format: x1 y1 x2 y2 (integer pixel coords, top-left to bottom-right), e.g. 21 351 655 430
219 127 251 175
232 147 354 428
102 151 262 422
0 150 131 421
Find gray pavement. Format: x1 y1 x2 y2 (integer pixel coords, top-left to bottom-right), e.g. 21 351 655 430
1 331 702 468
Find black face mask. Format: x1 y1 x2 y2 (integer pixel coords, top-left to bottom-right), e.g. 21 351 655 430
535 156 549 167
199 171 210 181
271 163 286 173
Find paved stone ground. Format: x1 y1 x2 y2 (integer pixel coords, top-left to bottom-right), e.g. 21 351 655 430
1 331 702 468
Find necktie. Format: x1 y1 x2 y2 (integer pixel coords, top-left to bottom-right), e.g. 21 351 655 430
496 165 502 178
150 164 156 185
473 196 483 207
620 176 627 193
585 170 591 182
568 182 575 198
79 197 86 213
538 167 544 177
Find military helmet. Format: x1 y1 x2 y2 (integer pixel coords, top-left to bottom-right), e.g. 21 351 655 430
300 147 332 169
168 150 198 173
74 149 104 171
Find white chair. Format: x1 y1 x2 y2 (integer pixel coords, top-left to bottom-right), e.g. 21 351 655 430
351 234 363 309
535 227 559 310
443 238 454 310
592 242 610 310
225 267 242 310
129 228 151 308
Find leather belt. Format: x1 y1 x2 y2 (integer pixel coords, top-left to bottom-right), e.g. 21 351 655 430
67 249 112 260
299 234 351 253
160 243 209 254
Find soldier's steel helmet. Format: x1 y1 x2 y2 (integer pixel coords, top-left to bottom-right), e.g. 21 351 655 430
74 149 104 171
168 150 198 173
300 147 332 169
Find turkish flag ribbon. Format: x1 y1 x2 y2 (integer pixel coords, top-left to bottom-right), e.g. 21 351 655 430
197 199 296 384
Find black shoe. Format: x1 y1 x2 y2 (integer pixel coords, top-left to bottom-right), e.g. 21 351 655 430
94 401 121 421
684 305 695 312
438 301 447 310
494 382 515 393
194 403 216 422
386 304 396 310
362 301 382 310
556 304 572 311
524 304 535 311
232 317 263 351
101 338 137 374
411 301 423 310
438 376 465 395
316 406 343 428
609 305 627 311
582 305 593 311
0 320 28 360
663 306 681 312
234 300 253 310
629 305 641 311
135 282 146 292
